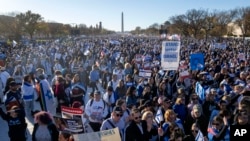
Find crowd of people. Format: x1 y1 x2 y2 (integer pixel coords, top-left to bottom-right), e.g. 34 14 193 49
0 35 249 141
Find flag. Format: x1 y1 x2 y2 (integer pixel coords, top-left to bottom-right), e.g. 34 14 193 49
155 107 164 124
195 130 205 141
12 40 17 47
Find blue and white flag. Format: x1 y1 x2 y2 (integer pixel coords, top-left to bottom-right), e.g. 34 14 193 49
155 108 164 124
40 79 56 115
195 82 205 101
190 53 204 71
195 130 205 141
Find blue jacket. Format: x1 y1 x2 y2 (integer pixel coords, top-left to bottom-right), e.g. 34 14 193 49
173 104 188 122
89 69 100 82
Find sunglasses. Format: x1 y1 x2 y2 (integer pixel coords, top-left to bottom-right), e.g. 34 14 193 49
192 98 198 100
212 122 220 126
116 114 123 117
134 116 142 120
191 130 199 133
239 112 248 116
174 128 180 132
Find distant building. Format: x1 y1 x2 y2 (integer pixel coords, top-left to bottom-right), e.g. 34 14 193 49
226 22 243 37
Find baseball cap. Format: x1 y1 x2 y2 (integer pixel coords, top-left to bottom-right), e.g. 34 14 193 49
113 106 123 113
94 90 101 95
9 81 17 86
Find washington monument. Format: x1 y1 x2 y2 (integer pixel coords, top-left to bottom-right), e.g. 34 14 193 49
121 12 124 33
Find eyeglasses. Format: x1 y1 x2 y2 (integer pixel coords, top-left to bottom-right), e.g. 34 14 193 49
191 130 199 133
192 98 198 100
134 116 142 120
212 122 220 126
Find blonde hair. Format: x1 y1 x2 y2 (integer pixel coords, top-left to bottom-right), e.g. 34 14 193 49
221 95 231 103
142 111 153 120
124 63 131 69
164 109 176 122
175 96 184 104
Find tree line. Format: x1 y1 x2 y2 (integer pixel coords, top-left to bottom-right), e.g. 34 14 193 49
0 7 250 41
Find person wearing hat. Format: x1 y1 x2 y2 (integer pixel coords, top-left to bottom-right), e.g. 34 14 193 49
100 106 124 138
85 90 108 132
4 81 24 111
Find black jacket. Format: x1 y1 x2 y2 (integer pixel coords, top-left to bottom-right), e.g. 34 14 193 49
184 113 208 136
125 120 157 141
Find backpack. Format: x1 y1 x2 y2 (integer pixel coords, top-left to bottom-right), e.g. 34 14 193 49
90 98 106 110
126 109 130 115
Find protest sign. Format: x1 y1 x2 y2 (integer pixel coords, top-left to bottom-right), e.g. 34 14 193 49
54 116 84 134
61 106 91 133
73 127 121 141
178 60 190 79
190 53 204 71
139 69 152 78
212 43 227 49
161 41 180 70
61 106 85 122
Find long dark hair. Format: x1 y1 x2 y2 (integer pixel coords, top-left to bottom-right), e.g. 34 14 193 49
126 86 136 96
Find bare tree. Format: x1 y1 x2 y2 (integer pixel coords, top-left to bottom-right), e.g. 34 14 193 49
185 9 207 38
214 10 233 37
170 14 190 36
15 10 43 39
232 7 250 40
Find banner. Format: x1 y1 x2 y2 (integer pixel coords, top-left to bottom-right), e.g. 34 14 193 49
190 53 204 71
61 106 92 133
139 69 152 78
61 106 84 120
178 60 189 79
54 116 84 134
212 43 227 49
73 127 121 141
161 41 180 70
